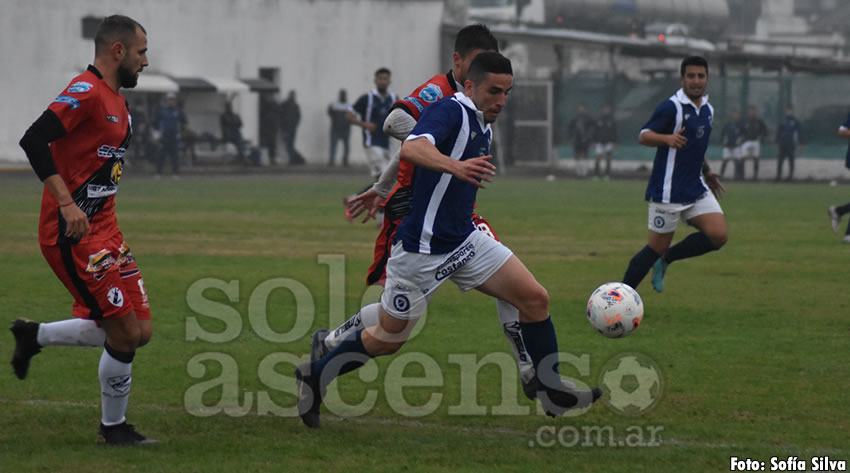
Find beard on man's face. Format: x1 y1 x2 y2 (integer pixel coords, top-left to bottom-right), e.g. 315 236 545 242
118 63 139 89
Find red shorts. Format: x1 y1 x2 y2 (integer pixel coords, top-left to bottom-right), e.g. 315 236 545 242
41 233 151 321
365 213 499 287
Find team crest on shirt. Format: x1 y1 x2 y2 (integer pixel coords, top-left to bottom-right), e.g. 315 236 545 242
419 84 443 103
86 249 116 280
67 81 93 93
111 160 123 184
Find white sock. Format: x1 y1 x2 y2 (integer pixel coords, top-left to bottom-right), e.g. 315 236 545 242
323 302 381 350
99 346 133 426
37 318 106 347
496 299 536 383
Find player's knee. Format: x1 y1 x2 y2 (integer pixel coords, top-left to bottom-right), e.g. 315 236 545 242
105 314 142 351
138 325 153 347
372 338 406 356
710 232 728 249
520 285 549 319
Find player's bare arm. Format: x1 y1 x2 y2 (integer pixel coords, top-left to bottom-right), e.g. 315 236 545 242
639 128 687 149
346 111 376 132
43 175 90 240
702 162 726 199
401 137 496 188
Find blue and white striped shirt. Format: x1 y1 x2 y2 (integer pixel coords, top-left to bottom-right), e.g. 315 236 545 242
352 89 397 149
641 89 713 204
395 93 492 254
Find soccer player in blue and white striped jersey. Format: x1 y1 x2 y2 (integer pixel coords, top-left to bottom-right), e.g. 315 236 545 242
622 56 728 293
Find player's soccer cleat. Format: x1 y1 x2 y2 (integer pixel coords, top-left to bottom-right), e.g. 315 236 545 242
10 318 42 380
843 235 850 244
295 361 323 429
97 422 159 446
828 206 841 233
521 375 540 400
541 385 603 418
651 258 668 293
310 328 330 362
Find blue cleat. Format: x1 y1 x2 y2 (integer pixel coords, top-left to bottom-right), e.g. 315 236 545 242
651 258 668 293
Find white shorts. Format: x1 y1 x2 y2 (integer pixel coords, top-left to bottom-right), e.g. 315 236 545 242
740 140 760 159
381 230 514 320
722 146 741 160
648 192 723 233
365 146 391 178
595 143 614 155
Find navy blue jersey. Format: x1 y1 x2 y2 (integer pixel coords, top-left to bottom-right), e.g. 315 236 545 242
720 121 742 147
641 89 714 204
395 93 492 254
352 89 397 149
776 115 801 149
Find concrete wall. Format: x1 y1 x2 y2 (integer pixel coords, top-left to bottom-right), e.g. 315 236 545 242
0 0 443 165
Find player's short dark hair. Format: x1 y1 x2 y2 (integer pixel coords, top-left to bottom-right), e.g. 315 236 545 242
680 56 709 77
375 67 391 77
455 24 499 58
95 15 145 54
467 52 512 84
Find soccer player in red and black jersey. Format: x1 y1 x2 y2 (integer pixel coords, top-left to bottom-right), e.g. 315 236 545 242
312 25 548 405
11 15 157 446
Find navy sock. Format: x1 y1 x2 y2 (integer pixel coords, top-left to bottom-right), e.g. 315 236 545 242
520 317 561 388
623 245 661 289
836 202 850 215
312 329 372 386
665 232 717 264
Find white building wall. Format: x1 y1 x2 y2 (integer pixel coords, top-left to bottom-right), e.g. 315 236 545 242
0 0 443 164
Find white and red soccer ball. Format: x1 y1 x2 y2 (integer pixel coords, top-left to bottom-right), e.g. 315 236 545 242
587 282 643 338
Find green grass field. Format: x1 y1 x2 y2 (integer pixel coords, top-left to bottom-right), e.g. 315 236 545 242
1 172 848 473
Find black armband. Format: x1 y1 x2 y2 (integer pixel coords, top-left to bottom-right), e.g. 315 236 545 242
19 110 66 181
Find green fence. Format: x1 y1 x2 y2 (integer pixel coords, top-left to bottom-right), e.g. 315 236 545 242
554 73 850 160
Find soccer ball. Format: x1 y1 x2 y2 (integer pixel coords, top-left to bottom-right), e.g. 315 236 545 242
586 282 643 338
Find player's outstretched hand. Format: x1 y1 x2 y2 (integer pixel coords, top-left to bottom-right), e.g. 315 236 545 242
704 171 726 199
348 187 386 223
451 155 496 188
60 203 89 242
666 128 688 149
